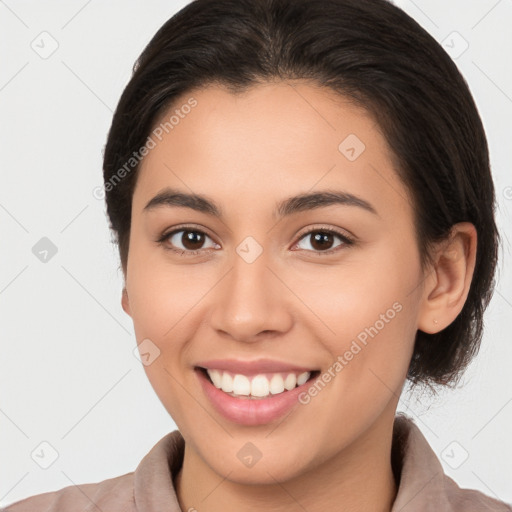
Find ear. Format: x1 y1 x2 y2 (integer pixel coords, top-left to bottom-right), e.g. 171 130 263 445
417 222 477 334
121 286 132 317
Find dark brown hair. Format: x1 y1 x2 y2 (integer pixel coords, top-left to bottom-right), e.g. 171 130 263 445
102 0 499 390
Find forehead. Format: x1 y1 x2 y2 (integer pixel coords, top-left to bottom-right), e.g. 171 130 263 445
133 81 412 221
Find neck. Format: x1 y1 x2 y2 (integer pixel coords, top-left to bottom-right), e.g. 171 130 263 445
175 413 399 512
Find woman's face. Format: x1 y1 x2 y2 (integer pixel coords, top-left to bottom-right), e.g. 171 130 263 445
122 81 428 483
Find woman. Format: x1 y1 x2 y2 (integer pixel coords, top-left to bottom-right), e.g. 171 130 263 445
3 0 510 510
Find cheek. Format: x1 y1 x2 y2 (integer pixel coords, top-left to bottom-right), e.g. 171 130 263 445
126 250 214 413
290 265 420 447
291 244 421 391
126 244 208 340
126 260 202 422
290 242 420 337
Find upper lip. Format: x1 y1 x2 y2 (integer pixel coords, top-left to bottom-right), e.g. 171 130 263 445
195 358 317 375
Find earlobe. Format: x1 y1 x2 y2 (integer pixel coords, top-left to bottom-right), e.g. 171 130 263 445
418 222 477 334
121 287 131 317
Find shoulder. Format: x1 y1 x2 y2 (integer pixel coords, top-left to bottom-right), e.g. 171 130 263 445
0 429 185 512
0 472 135 512
392 413 512 511
442 473 512 512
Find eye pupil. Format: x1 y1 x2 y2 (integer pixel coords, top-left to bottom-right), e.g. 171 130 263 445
183 230 204 250
311 232 334 251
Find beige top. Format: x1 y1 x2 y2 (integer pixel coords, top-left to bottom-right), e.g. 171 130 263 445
2 413 511 511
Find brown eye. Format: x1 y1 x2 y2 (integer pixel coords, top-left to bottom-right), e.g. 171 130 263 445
294 228 353 255
309 232 336 251
177 230 206 250
159 227 219 255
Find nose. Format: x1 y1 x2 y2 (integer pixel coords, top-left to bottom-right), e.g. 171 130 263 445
208 246 293 343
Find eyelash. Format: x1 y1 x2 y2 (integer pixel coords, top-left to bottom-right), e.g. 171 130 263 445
156 224 355 258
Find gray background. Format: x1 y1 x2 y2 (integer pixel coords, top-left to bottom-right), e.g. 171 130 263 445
1 0 511 507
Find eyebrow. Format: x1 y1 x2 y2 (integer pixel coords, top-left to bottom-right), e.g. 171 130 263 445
143 187 378 219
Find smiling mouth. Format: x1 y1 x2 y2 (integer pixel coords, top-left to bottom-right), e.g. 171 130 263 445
196 367 320 399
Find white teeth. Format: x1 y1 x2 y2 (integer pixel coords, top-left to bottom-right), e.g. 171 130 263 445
208 369 222 388
232 374 251 396
269 374 285 394
251 375 270 397
297 371 309 386
205 369 312 398
221 372 233 392
284 373 297 390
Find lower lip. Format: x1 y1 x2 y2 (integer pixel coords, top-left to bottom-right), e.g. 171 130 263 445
196 368 317 426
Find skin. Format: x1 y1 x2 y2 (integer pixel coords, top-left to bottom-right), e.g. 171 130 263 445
121 80 477 512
